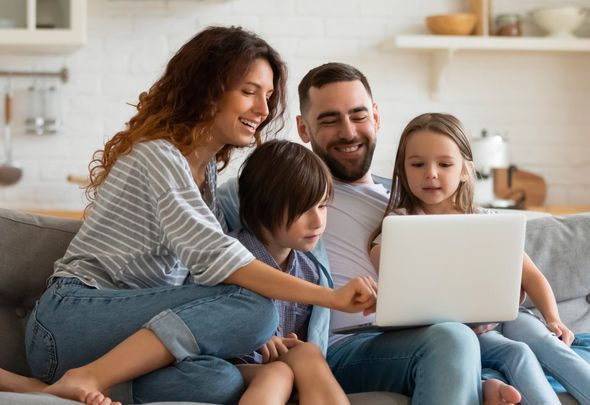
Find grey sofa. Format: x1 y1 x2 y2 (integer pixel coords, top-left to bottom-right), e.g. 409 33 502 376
1 208 589 404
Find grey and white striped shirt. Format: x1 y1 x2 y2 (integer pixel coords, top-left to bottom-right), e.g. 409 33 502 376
53 139 255 289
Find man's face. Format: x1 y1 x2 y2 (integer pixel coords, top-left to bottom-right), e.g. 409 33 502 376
297 80 380 184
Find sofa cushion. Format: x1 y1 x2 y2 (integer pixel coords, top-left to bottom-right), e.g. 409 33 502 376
524 213 590 333
0 209 81 375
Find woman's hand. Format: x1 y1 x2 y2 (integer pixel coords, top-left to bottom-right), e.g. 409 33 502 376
330 276 378 315
546 320 575 346
258 334 302 363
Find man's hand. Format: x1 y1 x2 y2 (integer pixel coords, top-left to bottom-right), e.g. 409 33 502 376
258 334 302 363
546 320 575 346
330 276 377 315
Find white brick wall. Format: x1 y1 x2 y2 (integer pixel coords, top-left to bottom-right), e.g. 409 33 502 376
0 0 589 210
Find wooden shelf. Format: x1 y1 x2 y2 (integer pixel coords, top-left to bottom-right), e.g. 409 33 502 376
393 35 590 52
388 35 590 99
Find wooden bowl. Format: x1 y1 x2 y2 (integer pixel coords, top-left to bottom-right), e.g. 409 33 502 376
426 13 477 35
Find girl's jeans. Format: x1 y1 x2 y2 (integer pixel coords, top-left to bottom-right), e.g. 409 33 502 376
502 311 590 405
479 327 560 405
25 277 278 404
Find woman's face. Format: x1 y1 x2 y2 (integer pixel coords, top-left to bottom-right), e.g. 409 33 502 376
209 58 274 149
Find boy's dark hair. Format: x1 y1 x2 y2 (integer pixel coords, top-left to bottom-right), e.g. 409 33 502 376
239 140 333 244
298 62 373 115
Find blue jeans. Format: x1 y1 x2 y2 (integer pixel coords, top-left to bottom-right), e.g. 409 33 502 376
327 322 482 405
479 328 560 405
502 311 590 405
25 277 278 404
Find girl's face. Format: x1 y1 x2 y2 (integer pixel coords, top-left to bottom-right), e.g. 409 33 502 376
272 195 329 253
404 130 470 214
209 58 274 150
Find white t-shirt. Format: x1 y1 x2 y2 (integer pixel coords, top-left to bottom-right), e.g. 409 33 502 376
324 180 389 332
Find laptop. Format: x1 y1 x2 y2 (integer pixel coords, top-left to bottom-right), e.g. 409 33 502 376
332 213 526 334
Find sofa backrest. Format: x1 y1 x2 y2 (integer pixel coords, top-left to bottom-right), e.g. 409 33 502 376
0 208 81 375
524 213 590 334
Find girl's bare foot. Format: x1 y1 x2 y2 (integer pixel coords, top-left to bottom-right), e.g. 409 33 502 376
483 378 521 405
0 368 47 393
42 368 121 405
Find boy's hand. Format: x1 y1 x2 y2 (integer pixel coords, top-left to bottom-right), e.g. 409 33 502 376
546 320 575 346
331 276 377 315
259 334 302 363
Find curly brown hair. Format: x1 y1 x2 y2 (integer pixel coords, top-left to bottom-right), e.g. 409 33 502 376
85 26 288 209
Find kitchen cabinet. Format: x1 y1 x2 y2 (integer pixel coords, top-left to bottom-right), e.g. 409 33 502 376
0 0 87 53
388 35 590 99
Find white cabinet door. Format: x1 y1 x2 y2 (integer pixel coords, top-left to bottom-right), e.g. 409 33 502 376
0 0 87 53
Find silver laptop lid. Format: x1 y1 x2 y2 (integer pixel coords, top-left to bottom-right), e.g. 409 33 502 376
376 213 526 327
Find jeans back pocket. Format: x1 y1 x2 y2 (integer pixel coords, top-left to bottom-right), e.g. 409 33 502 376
25 302 58 383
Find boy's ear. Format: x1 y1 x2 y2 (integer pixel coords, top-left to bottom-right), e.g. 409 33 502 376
461 161 475 182
296 115 310 143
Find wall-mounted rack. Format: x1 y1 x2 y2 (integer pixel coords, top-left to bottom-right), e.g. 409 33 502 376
0 67 69 83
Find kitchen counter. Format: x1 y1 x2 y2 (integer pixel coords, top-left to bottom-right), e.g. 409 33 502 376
23 209 84 220
527 205 590 216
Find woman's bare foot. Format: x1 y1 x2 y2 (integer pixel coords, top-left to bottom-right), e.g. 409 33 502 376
42 368 121 405
0 368 47 393
483 378 521 405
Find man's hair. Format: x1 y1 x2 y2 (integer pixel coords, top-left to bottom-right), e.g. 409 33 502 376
239 140 333 244
298 62 373 115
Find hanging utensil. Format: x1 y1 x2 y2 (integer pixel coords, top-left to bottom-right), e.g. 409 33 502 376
0 78 23 186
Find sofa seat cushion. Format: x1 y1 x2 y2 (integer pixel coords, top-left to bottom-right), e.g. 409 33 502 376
0 209 81 375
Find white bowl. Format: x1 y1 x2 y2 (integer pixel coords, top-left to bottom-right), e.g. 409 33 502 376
531 6 588 38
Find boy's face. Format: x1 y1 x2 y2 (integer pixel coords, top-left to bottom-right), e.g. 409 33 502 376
272 198 328 252
296 80 380 184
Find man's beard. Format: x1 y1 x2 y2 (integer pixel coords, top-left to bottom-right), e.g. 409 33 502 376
310 139 376 182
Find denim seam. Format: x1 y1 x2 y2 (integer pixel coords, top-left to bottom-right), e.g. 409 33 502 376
53 284 189 301
484 359 557 405
537 360 590 403
30 309 58 382
172 287 245 317
331 355 414 372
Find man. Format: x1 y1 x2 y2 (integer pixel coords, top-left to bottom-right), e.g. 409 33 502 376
295 62 521 405
218 62 521 404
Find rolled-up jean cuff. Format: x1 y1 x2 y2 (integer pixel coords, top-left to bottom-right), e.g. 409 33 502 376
144 309 200 363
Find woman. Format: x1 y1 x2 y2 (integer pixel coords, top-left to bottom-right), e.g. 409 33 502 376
0 26 376 405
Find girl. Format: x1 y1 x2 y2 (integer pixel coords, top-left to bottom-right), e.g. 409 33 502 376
369 112 590 405
0 26 376 405
232 139 349 405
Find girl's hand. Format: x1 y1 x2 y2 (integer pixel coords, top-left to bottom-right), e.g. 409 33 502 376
546 320 575 346
330 276 378 315
258 334 302 363
470 323 498 335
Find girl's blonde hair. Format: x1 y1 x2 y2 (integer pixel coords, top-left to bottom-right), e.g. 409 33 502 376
369 113 476 249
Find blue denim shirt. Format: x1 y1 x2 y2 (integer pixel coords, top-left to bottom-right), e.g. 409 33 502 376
218 177 331 356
